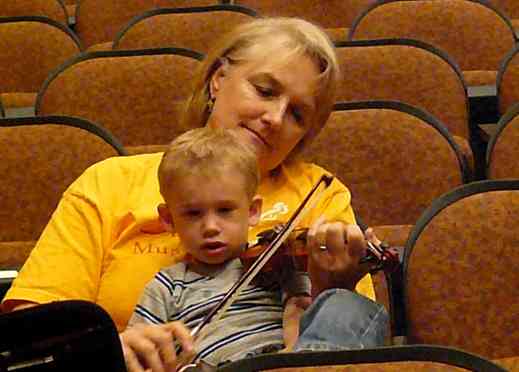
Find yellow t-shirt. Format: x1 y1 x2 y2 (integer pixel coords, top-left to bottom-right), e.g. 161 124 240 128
2 153 374 331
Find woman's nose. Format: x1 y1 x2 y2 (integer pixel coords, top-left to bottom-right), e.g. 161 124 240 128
262 97 289 129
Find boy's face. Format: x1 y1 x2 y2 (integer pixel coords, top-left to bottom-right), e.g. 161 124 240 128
159 170 261 265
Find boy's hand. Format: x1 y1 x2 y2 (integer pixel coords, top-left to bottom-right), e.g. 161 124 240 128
120 322 194 372
306 216 370 297
282 295 312 351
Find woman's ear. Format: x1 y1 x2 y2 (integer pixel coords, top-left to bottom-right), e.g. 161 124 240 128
157 203 175 233
248 195 263 227
209 58 229 98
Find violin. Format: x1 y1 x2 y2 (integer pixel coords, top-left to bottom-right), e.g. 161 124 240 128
240 223 400 275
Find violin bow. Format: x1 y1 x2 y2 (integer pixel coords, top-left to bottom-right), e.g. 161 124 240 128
176 175 334 371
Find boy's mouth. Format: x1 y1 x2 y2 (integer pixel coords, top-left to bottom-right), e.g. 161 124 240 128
201 241 226 251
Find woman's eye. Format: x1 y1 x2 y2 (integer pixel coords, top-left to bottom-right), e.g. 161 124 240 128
254 85 274 97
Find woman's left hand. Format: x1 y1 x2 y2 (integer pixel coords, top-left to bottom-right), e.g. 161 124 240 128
306 216 371 298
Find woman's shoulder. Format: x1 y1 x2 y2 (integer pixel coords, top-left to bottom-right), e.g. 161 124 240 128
259 160 350 204
66 152 164 200
86 152 164 177
277 161 352 200
279 161 333 183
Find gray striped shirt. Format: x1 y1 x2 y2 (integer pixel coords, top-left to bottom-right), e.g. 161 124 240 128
128 259 310 368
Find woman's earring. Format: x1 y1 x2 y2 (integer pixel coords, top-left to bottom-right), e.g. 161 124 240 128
207 96 216 113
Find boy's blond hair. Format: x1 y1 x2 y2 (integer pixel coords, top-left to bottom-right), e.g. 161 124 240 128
158 127 259 200
182 17 339 162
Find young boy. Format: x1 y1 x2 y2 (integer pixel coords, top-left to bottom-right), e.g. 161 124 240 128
127 127 311 369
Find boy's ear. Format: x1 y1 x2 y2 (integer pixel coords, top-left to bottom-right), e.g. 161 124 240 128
157 203 175 233
248 195 263 227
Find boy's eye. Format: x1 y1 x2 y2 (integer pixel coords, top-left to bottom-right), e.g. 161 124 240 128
218 207 234 214
185 210 201 217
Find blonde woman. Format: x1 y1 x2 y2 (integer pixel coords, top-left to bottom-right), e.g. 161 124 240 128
2 18 388 371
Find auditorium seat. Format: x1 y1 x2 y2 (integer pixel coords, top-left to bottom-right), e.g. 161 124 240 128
486 103 519 179
1 0 69 26
497 44 519 116
75 0 222 49
489 0 519 31
36 48 203 150
113 5 258 53
304 101 469 229
0 115 126 265
0 16 82 115
75 0 156 48
403 179 519 359
218 345 507 372
349 0 516 87
233 0 376 43
335 39 474 175
303 101 468 340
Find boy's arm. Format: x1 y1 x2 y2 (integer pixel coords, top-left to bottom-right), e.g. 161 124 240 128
282 294 312 351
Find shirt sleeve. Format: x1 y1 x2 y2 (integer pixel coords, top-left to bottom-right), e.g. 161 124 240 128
280 270 311 304
127 273 171 327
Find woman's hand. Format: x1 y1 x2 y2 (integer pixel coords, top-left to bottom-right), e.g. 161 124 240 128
120 322 194 372
306 216 371 298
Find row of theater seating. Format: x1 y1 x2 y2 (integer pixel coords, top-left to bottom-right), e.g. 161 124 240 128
5 34 519 172
1 0 519 83
3 0 519 48
1 0 519 126
2 0 519 117
1 111 519 366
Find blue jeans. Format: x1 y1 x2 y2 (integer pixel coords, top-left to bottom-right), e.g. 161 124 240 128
294 289 389 351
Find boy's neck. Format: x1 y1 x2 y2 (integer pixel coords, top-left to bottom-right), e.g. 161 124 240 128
187 259 234 277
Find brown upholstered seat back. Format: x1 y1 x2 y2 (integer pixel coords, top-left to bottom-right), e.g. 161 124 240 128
336 40 469 140
489 0 519 19
497 45 519 116
113 5 258 53
234 0 376 42
36 49 202 147
302 101 467 227
217 344 509 371
75 0 156 47
0 17 81 107
349 0 516 86
75 0 220 48
0 116 125 242
404 180 519 359
486 104 519 179
2 0 68 25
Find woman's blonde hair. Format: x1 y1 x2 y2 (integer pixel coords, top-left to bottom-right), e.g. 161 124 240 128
182 17 339 162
